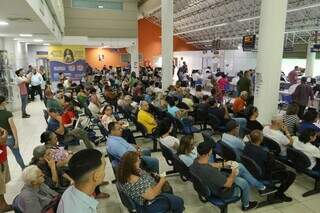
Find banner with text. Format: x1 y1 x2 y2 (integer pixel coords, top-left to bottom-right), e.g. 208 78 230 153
48 45 86 81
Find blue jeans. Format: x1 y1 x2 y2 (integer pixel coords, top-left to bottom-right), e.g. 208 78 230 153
20 95 28 115
7 135 26 169
144 193 184 213
141 149 159 173
238 163 264 190
233 118 247 138
234 177 250 207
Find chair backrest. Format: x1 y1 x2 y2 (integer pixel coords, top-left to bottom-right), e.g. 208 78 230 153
189 171 210 203
240 155 263 179
287 147 311 172
43 109 49 124
195 106 208 123
116 182 137 213
262 137 281 155
84 107 93 119
107 150 120 170
219 141 237 161
159 142 174 166
201 132 217 150
207 114 222 130
172 154 191 181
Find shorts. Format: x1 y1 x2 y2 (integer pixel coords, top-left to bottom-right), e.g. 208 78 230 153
0 161 10 195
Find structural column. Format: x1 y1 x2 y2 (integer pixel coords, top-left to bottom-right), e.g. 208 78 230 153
305 42 316 77
254 0 288 124
161 0 173 90
129 39 139 76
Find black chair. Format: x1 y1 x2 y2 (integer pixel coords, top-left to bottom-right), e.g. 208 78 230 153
131 116 159 152
173 117 200 135
189 172 240 213
218 141 237 161
262 137 281 155
207 114 227 133
240 155 282 208
116 183 137 213
159 142 178 175
194 106 210 130
43 109 49 124
287 147 320 197
172 154 191 182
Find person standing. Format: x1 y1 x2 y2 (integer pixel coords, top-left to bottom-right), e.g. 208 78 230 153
0 96 26 170
288 66 299 85
0 127 13 212
30 69 44 101
237 71 252 96
292 77 314 119
15 69 30 118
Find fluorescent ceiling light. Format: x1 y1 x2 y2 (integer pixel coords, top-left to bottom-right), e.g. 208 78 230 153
43 43 50 46
13 38 19 41
98 5 103 8
0 21 9 26
33 39 43 42
238 16 260 22
20 34 32 37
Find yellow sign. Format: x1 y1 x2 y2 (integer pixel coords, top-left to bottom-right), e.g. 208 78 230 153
48 45 85 64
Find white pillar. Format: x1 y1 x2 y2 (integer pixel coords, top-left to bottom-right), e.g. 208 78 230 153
15 41 28 70
129 39 139 76
305 42 316 77
161 0 173 90
254 0 288 125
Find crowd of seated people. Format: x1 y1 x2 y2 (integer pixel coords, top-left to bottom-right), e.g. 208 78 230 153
3 63 320 213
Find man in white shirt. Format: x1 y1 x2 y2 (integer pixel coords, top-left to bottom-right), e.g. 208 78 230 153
57 149 106 213
30 69 43 101
263 115 293 156
293 129 320 170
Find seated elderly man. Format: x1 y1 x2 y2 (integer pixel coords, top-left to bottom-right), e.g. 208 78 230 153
13 165 58 213
88 94 101 118
137 101 157 134
263 115 293 156
107 122 159 173
233 91 248 115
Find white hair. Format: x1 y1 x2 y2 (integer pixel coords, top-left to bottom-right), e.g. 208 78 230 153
22 165 41 185
271 114 283 122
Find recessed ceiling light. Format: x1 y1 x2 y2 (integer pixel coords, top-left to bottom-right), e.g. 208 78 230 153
98 5 103 8
33 39 43 42
13 38 19 41
0 21 9 26
20 34 32 37
43 43 50 46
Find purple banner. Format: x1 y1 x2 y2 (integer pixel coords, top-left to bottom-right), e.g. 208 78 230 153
50 59 87 81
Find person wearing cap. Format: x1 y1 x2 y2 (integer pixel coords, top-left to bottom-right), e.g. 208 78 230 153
232 91 248 116
221 120 245 161
263 115 293 156
190 142 259 211
15 69 31 118
292 77 314 119
0 96 26 170
47 108 94 149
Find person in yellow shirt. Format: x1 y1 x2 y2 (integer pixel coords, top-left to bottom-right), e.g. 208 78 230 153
137 101 157 134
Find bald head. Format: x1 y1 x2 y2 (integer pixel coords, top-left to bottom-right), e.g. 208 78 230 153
240 91 248 99
271 114 283 129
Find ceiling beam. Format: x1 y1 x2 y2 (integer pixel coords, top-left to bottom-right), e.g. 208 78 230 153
138 0 161 19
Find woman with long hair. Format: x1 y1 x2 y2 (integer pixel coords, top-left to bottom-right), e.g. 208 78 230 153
117 151 184 212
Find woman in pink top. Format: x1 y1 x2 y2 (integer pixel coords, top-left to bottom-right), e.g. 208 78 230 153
217 73 229 94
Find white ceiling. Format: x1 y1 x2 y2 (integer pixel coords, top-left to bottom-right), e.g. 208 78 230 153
0 0 55 41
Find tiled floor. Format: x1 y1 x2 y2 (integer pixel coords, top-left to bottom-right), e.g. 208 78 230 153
5 99 320 213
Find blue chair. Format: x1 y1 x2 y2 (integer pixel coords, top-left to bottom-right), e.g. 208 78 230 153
190 172 240 213
287 147 320 197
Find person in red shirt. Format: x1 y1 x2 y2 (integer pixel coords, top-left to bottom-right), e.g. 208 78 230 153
233 91 248 116
0 127 12 212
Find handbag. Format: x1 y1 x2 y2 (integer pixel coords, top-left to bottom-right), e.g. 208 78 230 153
151 173 173 194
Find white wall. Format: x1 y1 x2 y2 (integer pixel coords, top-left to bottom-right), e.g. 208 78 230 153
27 45 49 67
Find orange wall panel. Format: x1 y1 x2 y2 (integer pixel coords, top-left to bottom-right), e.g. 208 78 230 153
138 18 199 65
85 48 127 69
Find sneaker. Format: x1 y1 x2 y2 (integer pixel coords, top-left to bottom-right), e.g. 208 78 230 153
259 187 277 196
242 201 258 211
